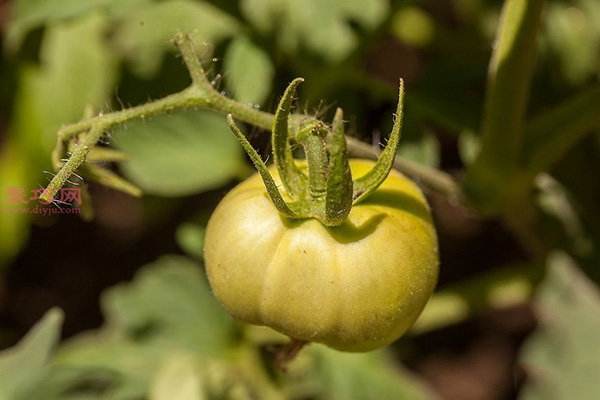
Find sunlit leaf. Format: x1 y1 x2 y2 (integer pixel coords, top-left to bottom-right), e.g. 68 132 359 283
149 355 205 400
542 0 600 85
224 36 274 105
112 110 245 196
457 129 480 166
101 255 238 353
240 0 388 61
11 11 118 156
4 0 124 51
519 252 600 400
0 308 63 399
114 0 239 78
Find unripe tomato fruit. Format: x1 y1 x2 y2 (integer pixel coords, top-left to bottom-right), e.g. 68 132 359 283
204 159 438 352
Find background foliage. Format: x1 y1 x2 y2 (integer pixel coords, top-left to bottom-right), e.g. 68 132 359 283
1 0 599 399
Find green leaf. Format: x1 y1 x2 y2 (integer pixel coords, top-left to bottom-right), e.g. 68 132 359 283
175 222 206 260
457 129 480 166
0 308 64 399
50 255 239 399
224 36 274 105
149 355 205 400
286 346 435 400
0 139 33 270
112 110 245 196
4 0 127 51
101 255 238 354
519 253 600 400
542 0 600 85
397 131 440 168
10 11 118 157
240 0 388 61
114 0 239 78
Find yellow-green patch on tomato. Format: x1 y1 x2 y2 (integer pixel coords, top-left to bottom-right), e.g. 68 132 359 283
204 159 438 352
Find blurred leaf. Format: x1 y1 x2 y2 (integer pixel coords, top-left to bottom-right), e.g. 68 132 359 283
397 131 440 168
524 83 600 175
542 0 600 85
0 308 63 399
4 0 123 51
50 255 239 398
101 255 238 353
224 36 274 105
114 0 240 78
11 11 118 157
457 129 480 166
519 252 600 400
175 222 206 260
0 139 33 270
286 346 436 400
149 355 205 400
240 0 388 61
535 175 593 258
390 6 435 48
112 109 245 196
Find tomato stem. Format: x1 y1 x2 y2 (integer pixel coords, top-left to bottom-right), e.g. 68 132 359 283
42 33 460 208
273 338 309 371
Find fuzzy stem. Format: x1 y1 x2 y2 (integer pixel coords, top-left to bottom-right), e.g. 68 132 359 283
296 120 329 199
44 33 460 204
461 0 545 212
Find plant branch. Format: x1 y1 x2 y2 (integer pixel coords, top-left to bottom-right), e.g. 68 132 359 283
42 32 460 204
462 0 545 212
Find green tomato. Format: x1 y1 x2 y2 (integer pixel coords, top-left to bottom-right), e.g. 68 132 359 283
204 159 438 352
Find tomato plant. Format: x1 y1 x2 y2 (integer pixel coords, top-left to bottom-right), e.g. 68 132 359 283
2 0 600 399
204 79 438 352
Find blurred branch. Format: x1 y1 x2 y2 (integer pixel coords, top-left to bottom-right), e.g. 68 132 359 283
411 262 542 334
346 137 461 199
462 0 545 213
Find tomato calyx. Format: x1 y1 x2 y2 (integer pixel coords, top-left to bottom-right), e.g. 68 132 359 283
226 78 406 227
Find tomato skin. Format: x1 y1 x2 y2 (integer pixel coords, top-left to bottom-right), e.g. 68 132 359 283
204 159 438 352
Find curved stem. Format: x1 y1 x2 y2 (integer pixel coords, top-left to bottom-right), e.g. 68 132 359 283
461 0 545 212
43 33 460 205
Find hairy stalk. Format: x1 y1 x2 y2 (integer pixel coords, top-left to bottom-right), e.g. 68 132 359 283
462 0 545 212
43 33 459 203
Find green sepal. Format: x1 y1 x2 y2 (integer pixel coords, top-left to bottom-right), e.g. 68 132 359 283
226 115 301 219
296 119 329 199
81 163 143 198
272 78 307 198
324 108 353 226
352 79 405 204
